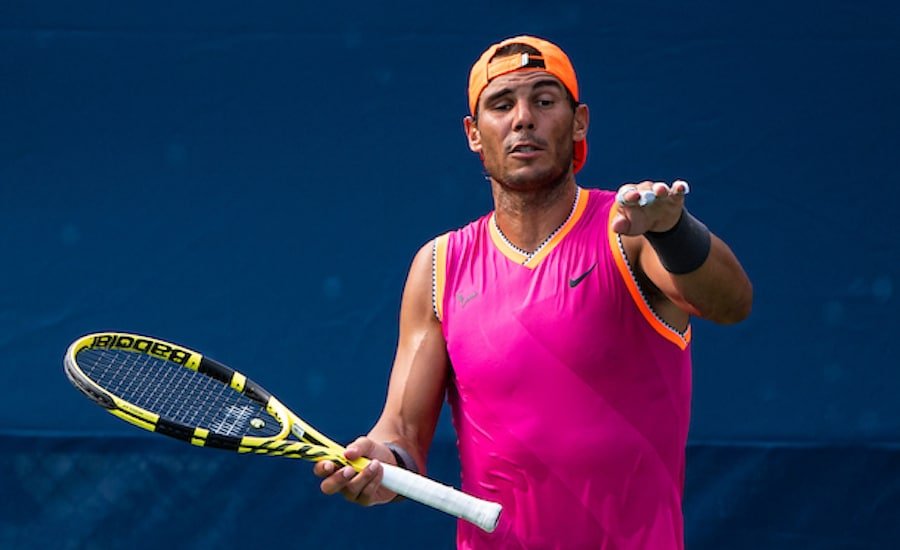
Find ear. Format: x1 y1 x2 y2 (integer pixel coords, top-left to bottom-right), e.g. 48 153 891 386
573 103 589 143
463 116 482 153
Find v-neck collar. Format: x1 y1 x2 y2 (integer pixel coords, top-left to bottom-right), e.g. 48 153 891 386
488 187 590 269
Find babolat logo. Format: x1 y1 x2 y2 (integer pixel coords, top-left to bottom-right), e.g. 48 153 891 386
90 334 193 365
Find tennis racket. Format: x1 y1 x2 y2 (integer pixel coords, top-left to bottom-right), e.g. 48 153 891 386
64 331 502 533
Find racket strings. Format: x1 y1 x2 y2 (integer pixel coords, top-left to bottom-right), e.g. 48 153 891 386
76 348 281 437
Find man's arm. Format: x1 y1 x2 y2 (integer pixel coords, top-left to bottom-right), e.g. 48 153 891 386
612 181 753 324
314 241 450 505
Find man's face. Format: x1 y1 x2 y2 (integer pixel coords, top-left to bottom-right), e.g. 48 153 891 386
465 70 588 190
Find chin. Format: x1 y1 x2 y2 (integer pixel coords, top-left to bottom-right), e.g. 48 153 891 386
498 163 570 190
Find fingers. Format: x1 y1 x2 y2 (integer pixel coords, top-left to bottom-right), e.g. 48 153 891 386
317 459 384 505
313 459 334 478
616 180 690 207
612 179 691 235
615 185 654 206
315 460 360 495
346 459 384 505
314 436 395 506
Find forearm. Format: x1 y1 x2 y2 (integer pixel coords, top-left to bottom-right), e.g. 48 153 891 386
630 203 751 323
369 391 442 473
654 233 753 323
366 241 449 473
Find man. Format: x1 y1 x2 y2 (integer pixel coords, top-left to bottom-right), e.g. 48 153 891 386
315 35 752 549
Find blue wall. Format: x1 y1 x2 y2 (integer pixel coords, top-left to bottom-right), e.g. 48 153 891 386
2 1 898 547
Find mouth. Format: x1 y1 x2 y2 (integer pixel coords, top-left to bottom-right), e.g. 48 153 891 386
508 142 544 156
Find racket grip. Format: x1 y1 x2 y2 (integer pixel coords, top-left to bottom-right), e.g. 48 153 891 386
380 463 502 533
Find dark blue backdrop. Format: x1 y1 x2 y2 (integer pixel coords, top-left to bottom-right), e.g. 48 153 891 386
2 1 898 548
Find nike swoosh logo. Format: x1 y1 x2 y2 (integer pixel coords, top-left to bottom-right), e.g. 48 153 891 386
568 263 597 288
457 291 478 307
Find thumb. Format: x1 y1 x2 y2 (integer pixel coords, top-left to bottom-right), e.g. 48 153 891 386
610 212 632 234
344 436 376 461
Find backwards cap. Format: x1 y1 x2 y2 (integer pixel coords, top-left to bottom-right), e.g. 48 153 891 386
468 35 587 173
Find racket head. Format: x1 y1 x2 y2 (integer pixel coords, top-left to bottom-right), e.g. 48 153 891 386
64 332 350 464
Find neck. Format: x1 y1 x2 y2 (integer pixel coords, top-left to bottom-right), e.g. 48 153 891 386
492 179 579 253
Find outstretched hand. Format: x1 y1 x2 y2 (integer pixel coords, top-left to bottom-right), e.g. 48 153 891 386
610 180 690 236
313 436 398 506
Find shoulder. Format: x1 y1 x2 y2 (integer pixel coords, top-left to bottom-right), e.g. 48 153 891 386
407 211 490 279
448 212 491 240
583 186 616 207
410 239 437 276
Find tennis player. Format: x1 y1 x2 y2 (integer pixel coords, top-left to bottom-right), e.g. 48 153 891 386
315 35 752 549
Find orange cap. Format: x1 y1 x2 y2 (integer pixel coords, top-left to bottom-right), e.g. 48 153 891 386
468 35 587 173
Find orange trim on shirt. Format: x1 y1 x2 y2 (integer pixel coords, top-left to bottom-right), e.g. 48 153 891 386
488 214 528 264
433 233 449 321
526 187 589 267
607 204 691 350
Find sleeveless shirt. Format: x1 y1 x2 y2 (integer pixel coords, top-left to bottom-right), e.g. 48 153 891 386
433 188 692 549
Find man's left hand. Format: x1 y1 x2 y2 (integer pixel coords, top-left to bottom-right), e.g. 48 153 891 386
611 180 690 236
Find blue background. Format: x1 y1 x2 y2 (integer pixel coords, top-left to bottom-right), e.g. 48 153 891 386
2 1 898 548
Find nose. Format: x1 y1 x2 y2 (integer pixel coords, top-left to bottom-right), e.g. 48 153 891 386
512 99 535 131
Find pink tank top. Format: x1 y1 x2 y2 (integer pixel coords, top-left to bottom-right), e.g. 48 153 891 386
434 188 692 549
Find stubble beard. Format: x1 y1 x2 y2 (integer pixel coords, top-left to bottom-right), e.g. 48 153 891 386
485 140 575 207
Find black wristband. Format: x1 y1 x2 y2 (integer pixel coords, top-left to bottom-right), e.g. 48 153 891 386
644 210 711 274
384 442 419 474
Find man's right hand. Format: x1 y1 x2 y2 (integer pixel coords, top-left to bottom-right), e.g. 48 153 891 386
313 436 399 506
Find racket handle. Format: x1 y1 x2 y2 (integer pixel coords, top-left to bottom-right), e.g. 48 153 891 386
380 463 502 533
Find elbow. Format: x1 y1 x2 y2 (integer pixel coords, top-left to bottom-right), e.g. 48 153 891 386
716 301 752 325
708 282 753 324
